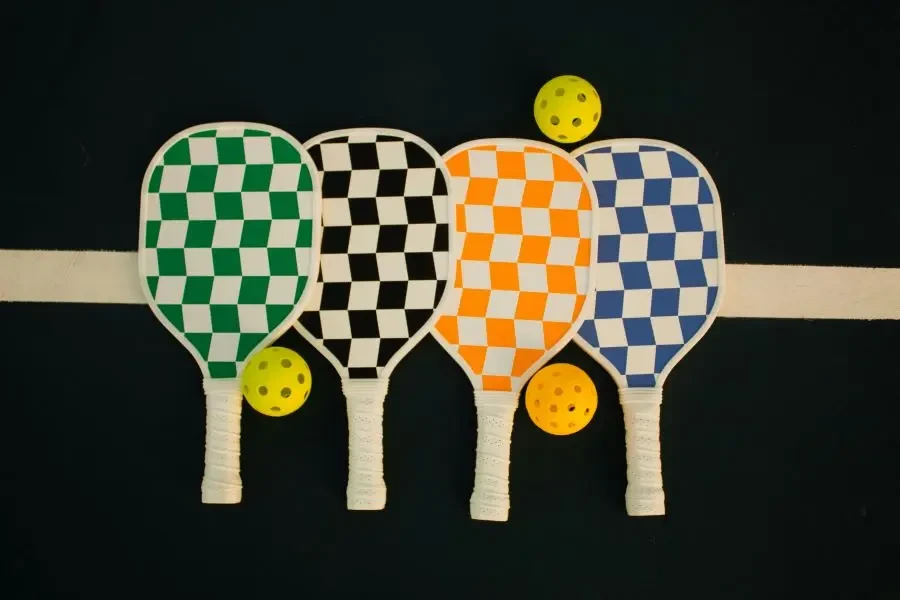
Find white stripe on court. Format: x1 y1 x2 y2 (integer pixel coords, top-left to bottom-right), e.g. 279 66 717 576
0 249 898 320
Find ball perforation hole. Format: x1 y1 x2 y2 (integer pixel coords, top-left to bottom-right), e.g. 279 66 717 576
568 403 576 412
555 88 565 96
572 117 582 127
550 421 558 428
258 361 268 370
593 112 599 122
554 387 563 396
577 92 586 102
550 115 560 126
281 387 292 398
540 99 548 109
558 134 568 140
258 386 268 396
281 359 292 368
574 385 582 393
550 404 558 413
297 373 305 384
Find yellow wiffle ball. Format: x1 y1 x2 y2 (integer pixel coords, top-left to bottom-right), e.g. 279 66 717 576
533 75 602 144
241 346 312 417
525 363 597 435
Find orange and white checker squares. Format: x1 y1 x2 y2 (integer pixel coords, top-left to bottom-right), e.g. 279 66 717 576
435 141 596 391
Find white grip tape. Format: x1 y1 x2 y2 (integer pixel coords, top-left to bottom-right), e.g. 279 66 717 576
470 390 518 522
620 387 664 516
201 378 242 504
343 379 389 511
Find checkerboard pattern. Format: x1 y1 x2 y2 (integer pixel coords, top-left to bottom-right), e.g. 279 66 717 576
140 124 317 378
296 130 451 379
433 142 594 392
574 142 721 387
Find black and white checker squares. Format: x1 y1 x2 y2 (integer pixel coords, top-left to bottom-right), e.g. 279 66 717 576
296 129 451 379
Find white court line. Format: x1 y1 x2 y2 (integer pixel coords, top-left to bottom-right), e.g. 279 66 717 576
0 249 898 319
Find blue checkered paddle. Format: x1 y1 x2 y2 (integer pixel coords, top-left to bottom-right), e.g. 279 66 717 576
571 139 725 516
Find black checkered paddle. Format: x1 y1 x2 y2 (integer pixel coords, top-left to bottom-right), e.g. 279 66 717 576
295 128 453 510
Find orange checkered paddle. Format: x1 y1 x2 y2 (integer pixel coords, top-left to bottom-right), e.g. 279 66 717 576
432 139 597 521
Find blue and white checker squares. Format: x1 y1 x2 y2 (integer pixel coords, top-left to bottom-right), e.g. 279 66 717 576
573 139 725 387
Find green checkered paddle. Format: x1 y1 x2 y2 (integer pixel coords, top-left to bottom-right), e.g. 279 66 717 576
137 122 320 504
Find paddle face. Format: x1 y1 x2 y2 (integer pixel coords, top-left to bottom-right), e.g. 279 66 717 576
433 140 597 392
138 122 320 378
572 139 725 387
295 129 452 379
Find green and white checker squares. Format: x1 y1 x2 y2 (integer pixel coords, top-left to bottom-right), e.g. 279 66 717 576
138 122 321 504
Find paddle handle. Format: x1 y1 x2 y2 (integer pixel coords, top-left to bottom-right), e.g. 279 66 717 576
201 378 243 504
471 391 518 522
620 387 665 516
343 379 389 510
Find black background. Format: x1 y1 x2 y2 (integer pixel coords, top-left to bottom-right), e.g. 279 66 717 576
3 1 899 598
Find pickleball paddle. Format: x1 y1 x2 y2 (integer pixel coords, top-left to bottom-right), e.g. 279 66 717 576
571 139 725 516
138 122 321 503
295 128 452 510
432 140 597 521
